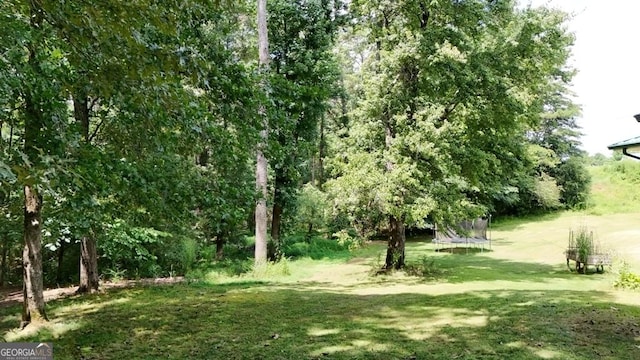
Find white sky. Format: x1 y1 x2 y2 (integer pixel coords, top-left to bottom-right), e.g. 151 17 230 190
525 0 640 155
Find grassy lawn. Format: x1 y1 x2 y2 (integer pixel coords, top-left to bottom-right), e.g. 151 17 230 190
2 212 640 359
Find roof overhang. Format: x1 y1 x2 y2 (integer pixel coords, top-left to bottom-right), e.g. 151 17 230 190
608 136 640 160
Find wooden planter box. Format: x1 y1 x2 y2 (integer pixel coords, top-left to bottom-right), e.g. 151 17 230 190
565 249 611 273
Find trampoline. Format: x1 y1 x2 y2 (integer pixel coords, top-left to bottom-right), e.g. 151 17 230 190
432 217 491 253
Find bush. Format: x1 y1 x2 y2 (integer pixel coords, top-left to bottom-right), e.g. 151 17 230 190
186 258 254 282
99 222 169 279
332 229 363 251
404 256 446 279
613 261 640 290
534 174 562 210
281 234 352 259
179 238 198 272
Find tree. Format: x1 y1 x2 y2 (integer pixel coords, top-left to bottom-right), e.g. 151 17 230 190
267 0 341 253
72 94 99 294
330 0 577 269
19 0 61 325
255 0 270 265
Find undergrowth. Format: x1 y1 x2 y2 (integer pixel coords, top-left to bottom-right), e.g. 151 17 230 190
613 261 640 290
404 256 447 279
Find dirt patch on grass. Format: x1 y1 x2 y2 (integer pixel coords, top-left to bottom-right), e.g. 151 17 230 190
566 306 640 356
0 277 185 308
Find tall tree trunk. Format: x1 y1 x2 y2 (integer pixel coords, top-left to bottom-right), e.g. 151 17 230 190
56 241 66 285
385 216 406 269
0 235 7 287
247 207 256 235
21 2 47 326
255 148 269 266
77 236 99 294
255 0 270 266
316 113 326 189
74 93 90 141
22 186 47 326
215 235 224 261
382 87 405 268
74 94 100 294
270 171 285 259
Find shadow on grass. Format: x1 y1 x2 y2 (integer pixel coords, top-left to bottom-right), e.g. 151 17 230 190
434 247 492 254
1 282 639 360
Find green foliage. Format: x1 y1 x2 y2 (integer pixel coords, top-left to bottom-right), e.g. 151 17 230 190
266 0 342 240
292 184 330 236
533 174 563 210
569 227 594 263
588 153 609 166
404 256 446 279
282 235 351 260
613 261 640 290
328 0 580 240
0 0 590 289
186 258 254 281
251 257 291 278
0 0 262 285
332 229 364 251
587 161 640 214
555 157 591 209
99 221 170 278
102 267 127 283
612 150 624 161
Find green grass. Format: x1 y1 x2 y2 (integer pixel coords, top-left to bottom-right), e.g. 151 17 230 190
3 211 640 359
4 282 640 360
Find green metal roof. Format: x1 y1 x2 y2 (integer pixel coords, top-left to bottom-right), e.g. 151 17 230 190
608 136 640 151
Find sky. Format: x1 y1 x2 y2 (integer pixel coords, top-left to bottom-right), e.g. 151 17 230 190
525 0 640 155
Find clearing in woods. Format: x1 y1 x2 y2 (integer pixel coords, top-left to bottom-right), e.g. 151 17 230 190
1 211 640 359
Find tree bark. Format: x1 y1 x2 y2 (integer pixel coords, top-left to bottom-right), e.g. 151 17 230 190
247 207 256 235
0 235 7 287
255 149 269 265
270 171 285 258
215 236 224 261
74 93 90 142
77 236 99 294
255 0 270 266
384 216 406 269
316 113 326 189
56 241 66 285
21 2 48 326
74 94 100 294
22 186 47 326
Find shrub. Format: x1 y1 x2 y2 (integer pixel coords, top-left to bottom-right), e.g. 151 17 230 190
613 261 640 290
404 256 446 279
179 238 198 272
534 174 562 210
282 235 351 259
332 229 363 251
99 221 170 278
